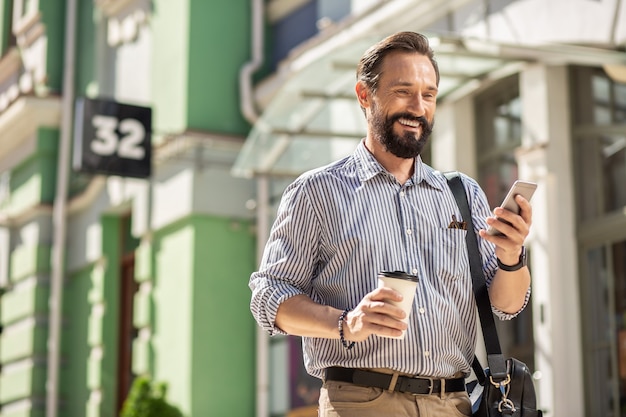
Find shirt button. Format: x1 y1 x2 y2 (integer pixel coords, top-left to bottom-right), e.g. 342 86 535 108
411 268 418 274
419 307 425 314
400 191 406 197
406 229 412 235
424 351 430 357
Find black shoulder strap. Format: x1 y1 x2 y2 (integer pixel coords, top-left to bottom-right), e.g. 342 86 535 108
444 171 507 381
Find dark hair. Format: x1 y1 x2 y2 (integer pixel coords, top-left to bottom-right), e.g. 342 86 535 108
357 32 440 92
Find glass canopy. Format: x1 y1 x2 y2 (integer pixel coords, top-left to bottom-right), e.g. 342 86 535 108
233 32 626 178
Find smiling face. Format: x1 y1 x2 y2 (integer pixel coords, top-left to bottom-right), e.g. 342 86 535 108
357 51 438 159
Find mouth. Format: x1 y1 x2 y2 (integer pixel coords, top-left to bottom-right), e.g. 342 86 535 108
397 117 421 131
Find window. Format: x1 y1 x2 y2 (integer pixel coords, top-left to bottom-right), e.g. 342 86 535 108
581 241 626 416
572 67 626 222
269 1 317 70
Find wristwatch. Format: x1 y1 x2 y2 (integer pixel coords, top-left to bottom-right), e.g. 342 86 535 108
497 246 527 272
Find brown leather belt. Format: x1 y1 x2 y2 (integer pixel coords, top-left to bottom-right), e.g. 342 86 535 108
324 367 466 395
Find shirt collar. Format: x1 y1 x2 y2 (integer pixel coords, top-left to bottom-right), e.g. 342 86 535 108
354 140 445 191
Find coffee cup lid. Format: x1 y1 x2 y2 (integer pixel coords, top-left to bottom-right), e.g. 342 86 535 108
379 270 419 282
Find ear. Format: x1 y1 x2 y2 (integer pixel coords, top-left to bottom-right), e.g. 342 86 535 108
355 81 370 109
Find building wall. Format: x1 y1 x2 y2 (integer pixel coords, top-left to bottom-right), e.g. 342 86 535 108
38 0 65 92
0 127 58 417
0 1 11 52
148 214 256 416
0 1 257 417
151 0 252 136
61 264 93 417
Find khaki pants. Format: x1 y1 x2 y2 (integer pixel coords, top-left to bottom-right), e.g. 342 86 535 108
318 380 472 417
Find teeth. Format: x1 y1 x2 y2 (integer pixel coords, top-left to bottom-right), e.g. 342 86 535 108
399 118 419 127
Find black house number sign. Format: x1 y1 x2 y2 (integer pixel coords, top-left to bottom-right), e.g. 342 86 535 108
73 97 152 178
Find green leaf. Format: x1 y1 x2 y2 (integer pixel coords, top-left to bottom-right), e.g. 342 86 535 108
120 375 183 417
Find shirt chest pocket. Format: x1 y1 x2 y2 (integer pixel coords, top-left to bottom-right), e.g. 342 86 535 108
428 229 470 281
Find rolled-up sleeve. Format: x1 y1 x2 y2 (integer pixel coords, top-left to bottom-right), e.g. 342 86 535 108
249 177 321 335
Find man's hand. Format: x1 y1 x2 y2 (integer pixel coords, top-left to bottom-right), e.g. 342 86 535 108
480 194 532 263
342 287 408 341
479 194 533 313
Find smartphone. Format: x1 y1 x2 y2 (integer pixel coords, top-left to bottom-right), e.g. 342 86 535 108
486 180 537 236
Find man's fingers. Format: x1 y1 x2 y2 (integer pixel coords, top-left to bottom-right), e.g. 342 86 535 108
370 286 404 302
515 195 533 225
345 296 409 341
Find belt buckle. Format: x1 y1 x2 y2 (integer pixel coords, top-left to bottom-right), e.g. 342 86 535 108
425 377 435 395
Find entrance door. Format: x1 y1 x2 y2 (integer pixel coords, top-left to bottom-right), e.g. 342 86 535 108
583 240 626 416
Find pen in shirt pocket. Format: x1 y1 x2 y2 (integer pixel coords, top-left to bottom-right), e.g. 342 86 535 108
447 214 467 230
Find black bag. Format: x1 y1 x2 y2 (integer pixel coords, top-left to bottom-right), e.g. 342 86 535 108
468 357 541 417
445 172 542 417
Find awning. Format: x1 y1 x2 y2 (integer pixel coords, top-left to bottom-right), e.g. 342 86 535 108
232 31 626 179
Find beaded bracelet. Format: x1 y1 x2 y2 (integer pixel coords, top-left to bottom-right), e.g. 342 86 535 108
338 308 355 350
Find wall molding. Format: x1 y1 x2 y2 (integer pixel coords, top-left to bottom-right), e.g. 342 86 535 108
95 0 151 46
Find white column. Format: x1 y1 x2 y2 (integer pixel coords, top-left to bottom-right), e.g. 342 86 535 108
517 64 584 417
432 96 478 178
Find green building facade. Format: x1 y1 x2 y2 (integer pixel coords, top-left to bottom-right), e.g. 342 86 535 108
0 1 257 416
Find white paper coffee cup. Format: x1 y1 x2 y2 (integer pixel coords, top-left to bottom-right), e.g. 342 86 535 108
377 271 419 339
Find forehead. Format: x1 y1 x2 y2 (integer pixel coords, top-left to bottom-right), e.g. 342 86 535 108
378 51 437 87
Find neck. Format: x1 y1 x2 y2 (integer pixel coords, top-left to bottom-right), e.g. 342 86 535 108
364 137 415 184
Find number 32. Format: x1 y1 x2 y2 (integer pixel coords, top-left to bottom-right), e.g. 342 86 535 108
90 115 146 160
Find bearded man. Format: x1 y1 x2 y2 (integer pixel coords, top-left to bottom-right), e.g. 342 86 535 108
249 31 533 417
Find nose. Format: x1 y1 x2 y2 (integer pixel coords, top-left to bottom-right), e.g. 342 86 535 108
407 94 426 117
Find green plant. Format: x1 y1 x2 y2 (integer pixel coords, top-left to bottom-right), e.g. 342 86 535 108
119 375 183 417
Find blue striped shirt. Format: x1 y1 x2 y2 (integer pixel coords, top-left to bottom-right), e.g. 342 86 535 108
249 141 525 379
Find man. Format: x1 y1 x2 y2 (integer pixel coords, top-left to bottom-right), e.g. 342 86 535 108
249 31 532 416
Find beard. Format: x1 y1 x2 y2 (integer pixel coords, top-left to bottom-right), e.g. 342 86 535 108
370 104 434 159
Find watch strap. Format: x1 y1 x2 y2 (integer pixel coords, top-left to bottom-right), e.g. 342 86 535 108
497 246 527 271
